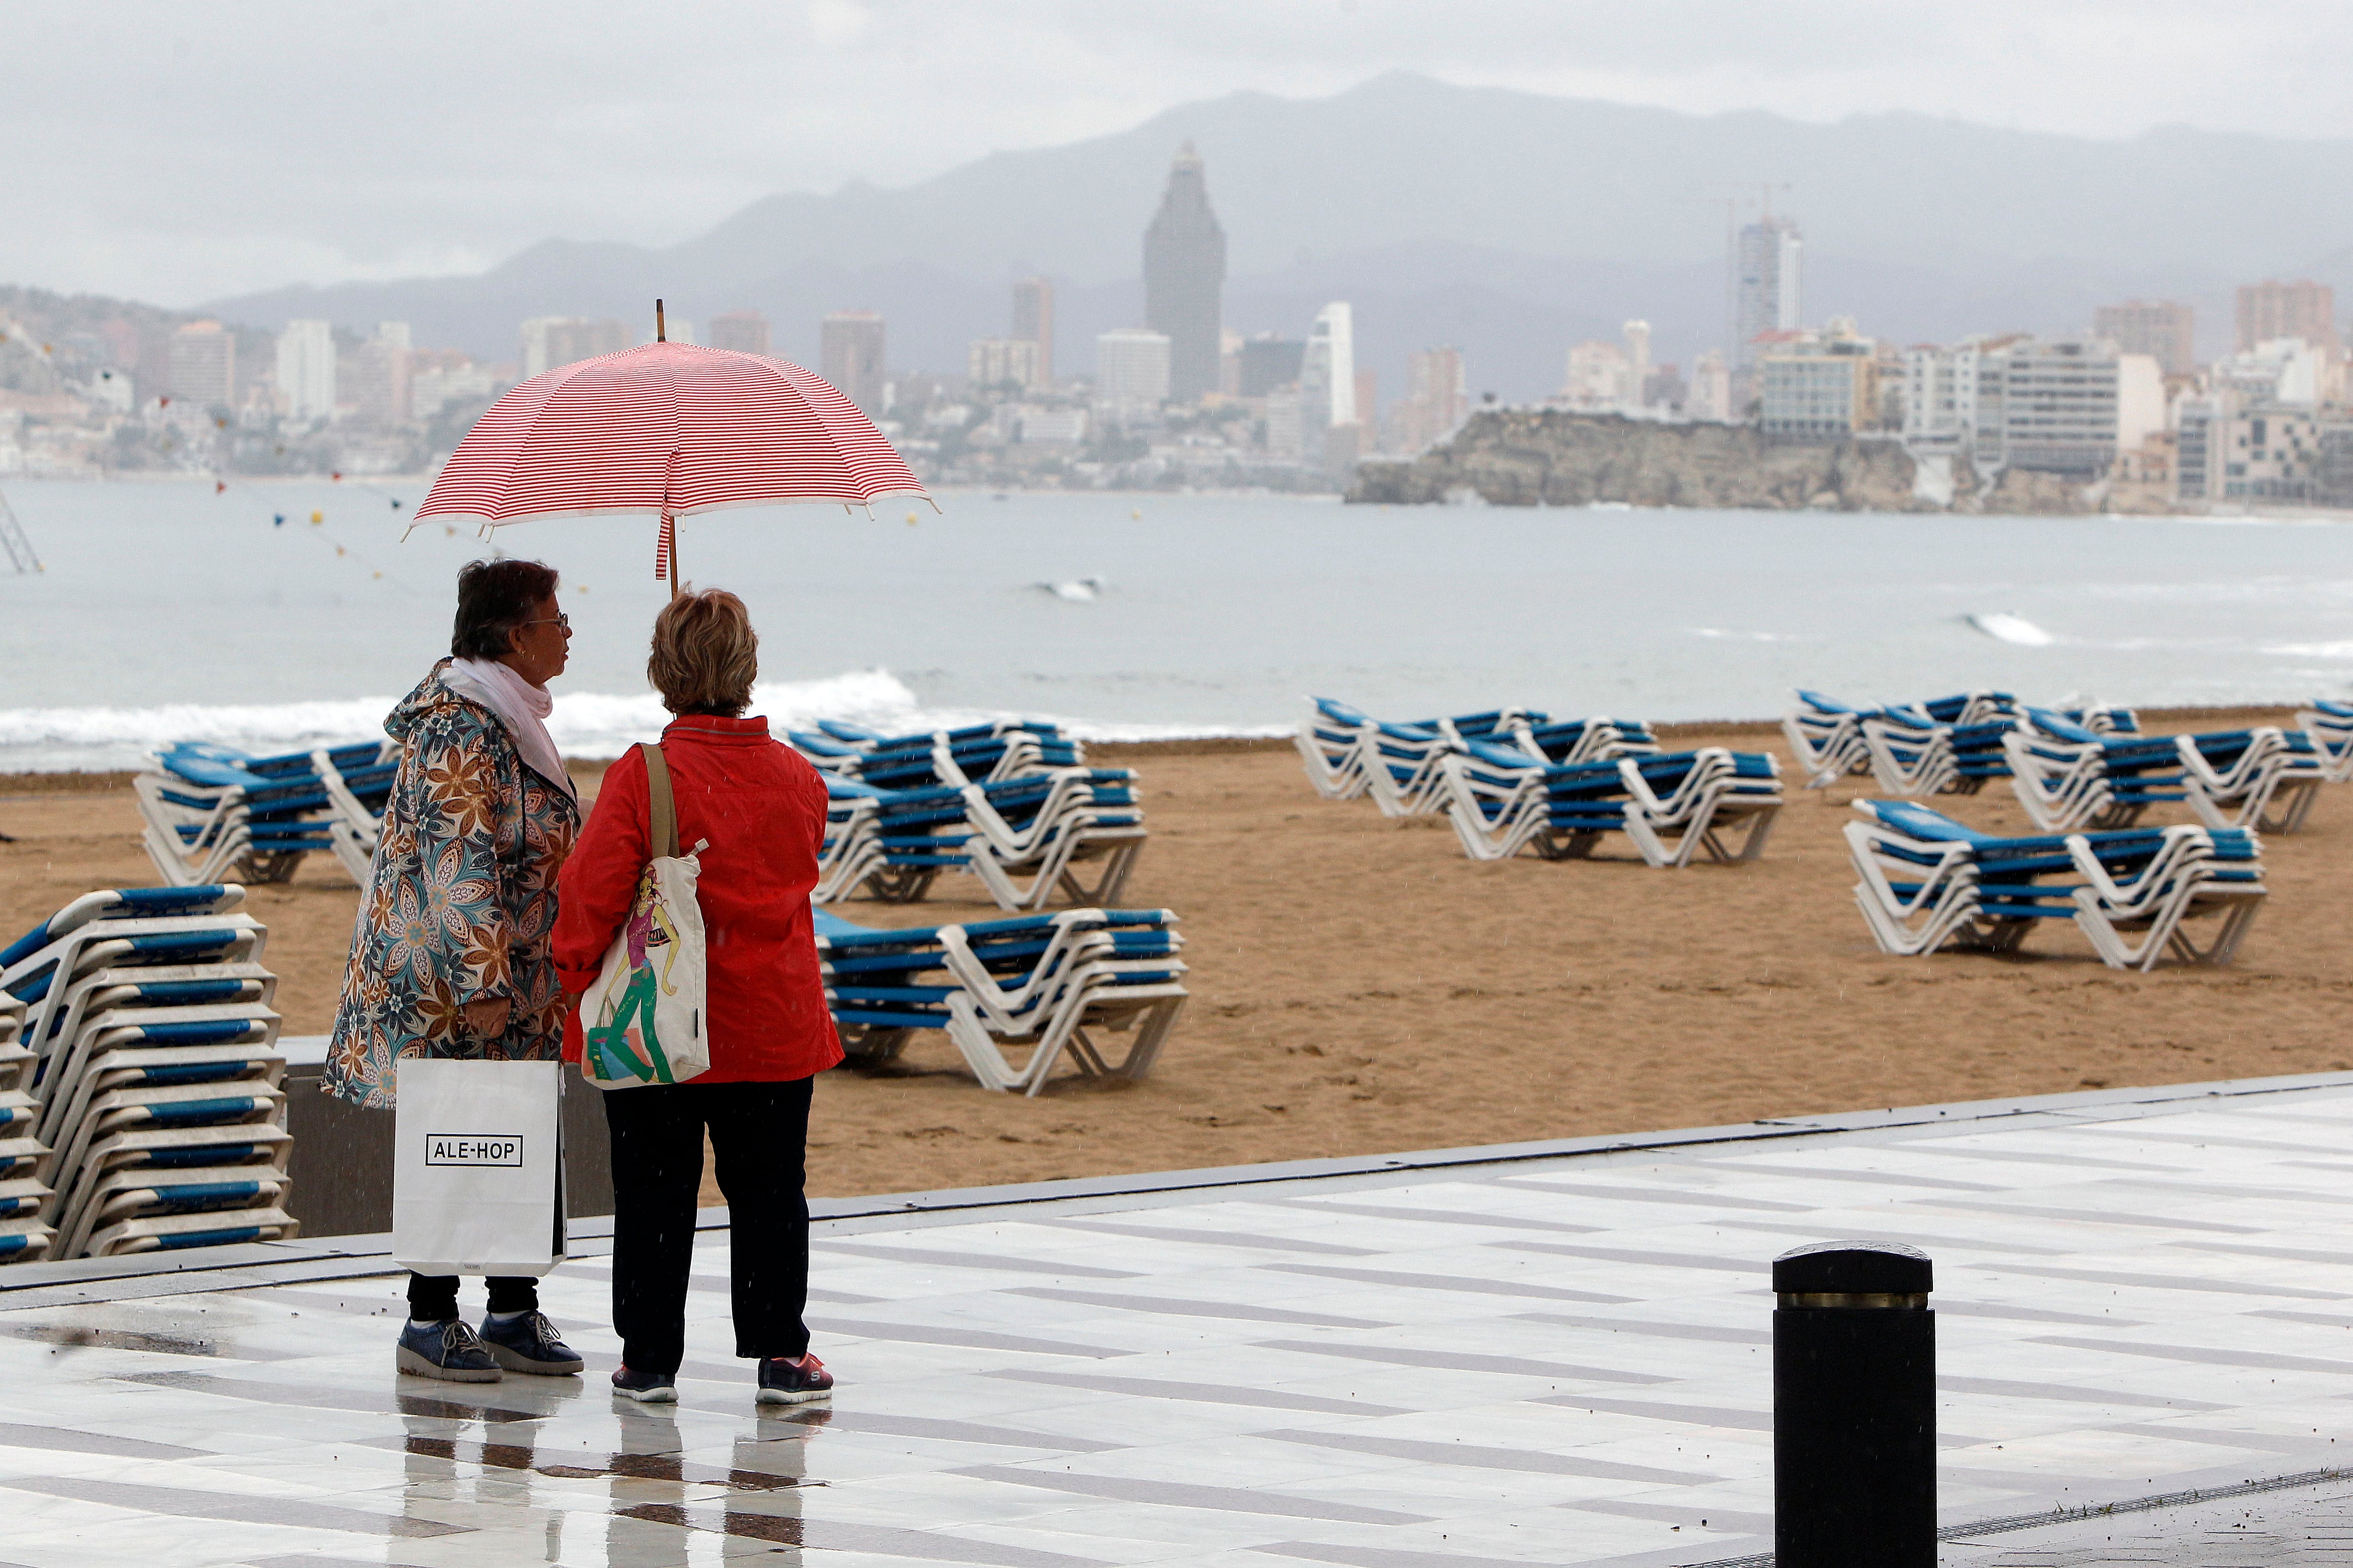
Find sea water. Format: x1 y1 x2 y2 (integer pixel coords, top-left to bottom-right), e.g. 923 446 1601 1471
3 478 2352 771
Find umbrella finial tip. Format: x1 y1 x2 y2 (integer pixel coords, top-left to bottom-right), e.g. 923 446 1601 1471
655 299 666 343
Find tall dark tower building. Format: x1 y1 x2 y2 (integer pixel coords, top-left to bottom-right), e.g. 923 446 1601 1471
1143 142 1226 404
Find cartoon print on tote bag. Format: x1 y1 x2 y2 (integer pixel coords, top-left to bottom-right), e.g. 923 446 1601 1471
586 863 684 1082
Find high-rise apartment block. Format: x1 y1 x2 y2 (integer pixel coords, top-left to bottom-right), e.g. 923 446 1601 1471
519 317 632 378
1736 215 1803 363
2211 336 2338 406
1238 334 1305 397
707 311 771 356
167 320 235 409
347 322 414 428
1142 142 1226 404
1012 278 1054 386
1622 320 1651 400
2093 300 2196 376
1561 341 1630 409
1299 303 1356 459
274 319 336 422
1758 319 1877 441
1914 337 2163 474
968 338 1042 390
2237 279 2339 354
820 311 887 414
1688 350 1731 421
1095 328 1172 407
1392 347 1468 453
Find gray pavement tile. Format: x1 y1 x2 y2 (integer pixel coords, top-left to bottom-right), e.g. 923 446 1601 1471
0 1474 473 1538
1484 1242 1762 1274
1004 1286 1391 1329
0 1421 211 1459
1495 1179 1812 1214
1509 1313 1770 1345
980 1369 1415 1418
1711 1219 2075 1256
1254 1427 1718 1485
1257 1262 1637 1304
1249 1339 1674 1385
1978 1265 2351 1301
1040 1218 1381 1256
1252 1199 1602 1236
808 1316 1140 1359
952 1465 1434 1524
1939 1377 2226 1411
2029 1336 2353 1375
1904 1201 2267 1236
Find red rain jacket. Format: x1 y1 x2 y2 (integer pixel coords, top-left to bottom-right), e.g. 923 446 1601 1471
553 714 842 1082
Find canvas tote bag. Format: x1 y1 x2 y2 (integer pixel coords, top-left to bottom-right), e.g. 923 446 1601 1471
392 1057 567 1278
578 742 712 1088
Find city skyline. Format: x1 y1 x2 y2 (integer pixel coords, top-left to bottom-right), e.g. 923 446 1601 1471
14 6 2353 307
86 70 2353 412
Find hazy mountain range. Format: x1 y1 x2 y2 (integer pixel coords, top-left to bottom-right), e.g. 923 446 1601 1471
204 72 2353 403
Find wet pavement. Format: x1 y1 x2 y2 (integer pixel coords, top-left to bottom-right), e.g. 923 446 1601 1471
8 1075 2353 1566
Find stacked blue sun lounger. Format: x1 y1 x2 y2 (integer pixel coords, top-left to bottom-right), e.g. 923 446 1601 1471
817 768 1148 912
1297 697 1658 818
2297 700 2353 781
815 906 1186 1095
2006 709 2328 834
0 885 294 1261
0 996 44 1263
1785 691 2036 794
789 721 1084 791
1857 694 2020 797
1540 749 1785 867
1846 799 2264 971
137 740 393 886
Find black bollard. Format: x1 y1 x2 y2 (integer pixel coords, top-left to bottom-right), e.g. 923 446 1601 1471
1773 1240 1935 1567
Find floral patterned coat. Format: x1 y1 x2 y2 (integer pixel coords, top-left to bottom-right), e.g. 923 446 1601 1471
325 660 580 1108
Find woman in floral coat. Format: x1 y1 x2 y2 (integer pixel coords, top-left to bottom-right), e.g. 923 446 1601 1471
328 558 585 1384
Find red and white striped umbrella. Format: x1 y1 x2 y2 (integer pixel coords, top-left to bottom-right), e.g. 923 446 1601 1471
409 337 930 581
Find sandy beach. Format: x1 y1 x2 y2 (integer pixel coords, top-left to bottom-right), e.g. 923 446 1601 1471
5 705 2346 1202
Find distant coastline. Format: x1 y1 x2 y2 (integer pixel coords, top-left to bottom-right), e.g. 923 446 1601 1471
1347 408 2314 518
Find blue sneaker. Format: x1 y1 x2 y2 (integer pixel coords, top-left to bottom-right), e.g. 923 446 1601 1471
611 1365 677 1403
396 1318 501 1383
477 1310 583 1376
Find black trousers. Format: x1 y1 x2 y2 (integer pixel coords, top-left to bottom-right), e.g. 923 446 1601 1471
408 1273 539 1321
602 1076 813 1375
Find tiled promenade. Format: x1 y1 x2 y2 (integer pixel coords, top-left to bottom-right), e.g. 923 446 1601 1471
9 1074 2353 1566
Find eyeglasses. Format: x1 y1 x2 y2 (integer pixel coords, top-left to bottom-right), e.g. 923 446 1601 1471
521 614 571 631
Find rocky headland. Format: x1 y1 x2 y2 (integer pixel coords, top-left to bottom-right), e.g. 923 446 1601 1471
1347 409 2143 514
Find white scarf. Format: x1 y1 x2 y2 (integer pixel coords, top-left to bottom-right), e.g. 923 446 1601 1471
441 657 578 801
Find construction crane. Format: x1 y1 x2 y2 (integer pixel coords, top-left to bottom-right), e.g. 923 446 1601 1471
0 486 42 573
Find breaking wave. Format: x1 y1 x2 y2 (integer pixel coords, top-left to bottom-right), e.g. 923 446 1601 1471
1964 612 2057 647
0 668 1263 773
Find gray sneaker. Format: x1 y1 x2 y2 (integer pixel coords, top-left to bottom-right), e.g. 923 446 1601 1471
396 1318 501 1383
478 1310 583 1376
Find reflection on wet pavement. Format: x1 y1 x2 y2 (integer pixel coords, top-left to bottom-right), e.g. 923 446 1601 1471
8 1080 2353 1563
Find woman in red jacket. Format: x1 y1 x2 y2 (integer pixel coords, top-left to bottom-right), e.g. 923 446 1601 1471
554 588 843 1406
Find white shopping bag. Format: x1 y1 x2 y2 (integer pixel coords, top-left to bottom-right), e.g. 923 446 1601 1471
392 1058 567 1278
579 743 712 1088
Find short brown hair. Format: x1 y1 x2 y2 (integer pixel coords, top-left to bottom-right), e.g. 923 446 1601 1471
648 588 758 716
451 558 559 659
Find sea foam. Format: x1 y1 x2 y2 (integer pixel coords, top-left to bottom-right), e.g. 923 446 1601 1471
0 668 1270 773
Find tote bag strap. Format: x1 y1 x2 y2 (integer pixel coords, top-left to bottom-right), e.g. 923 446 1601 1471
641 742 680 860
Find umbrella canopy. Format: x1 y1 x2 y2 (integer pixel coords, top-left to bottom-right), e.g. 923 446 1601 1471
410 340 930 579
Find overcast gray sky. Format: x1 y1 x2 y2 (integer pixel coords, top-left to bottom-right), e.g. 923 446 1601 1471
10 0 2348 306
